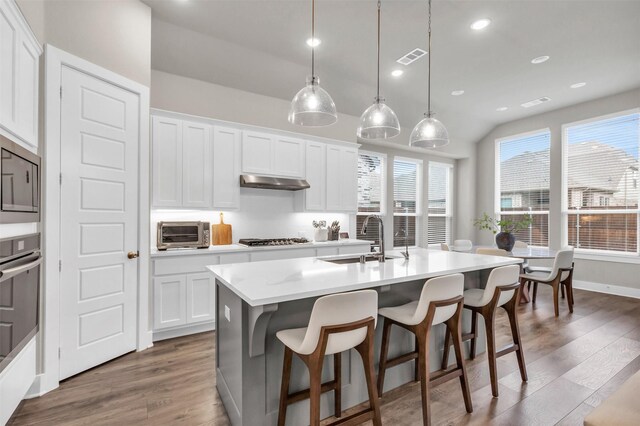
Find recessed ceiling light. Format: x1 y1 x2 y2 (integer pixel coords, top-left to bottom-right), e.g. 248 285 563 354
306 38 321 47
451 90 465 96
496 106 508 112
470 18 491 30
531 55 550 64
570 82 587 89
391 69 404 77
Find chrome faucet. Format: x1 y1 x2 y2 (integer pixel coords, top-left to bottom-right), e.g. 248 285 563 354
361 215 385 262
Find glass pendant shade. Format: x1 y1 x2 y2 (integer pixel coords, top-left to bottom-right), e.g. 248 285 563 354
409 114 449 148
288 76 337 127
357 98 401 139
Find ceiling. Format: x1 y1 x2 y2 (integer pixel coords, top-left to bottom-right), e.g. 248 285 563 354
144 0 640 158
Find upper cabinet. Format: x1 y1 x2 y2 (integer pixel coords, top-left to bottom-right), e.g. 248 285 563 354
151 110 357 213
0 0 41 150
241 131 305 178
151 113 241 210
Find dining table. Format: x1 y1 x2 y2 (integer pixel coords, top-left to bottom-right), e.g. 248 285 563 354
449 244 558 303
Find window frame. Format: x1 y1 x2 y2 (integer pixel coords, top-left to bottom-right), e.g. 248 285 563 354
495 128 551 248
427 161 453 247
393 156 423 248
561 108 640 259
356 150 387 217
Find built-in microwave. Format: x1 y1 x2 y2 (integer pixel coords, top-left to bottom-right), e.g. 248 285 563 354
0 136 40 224
157 221 210 250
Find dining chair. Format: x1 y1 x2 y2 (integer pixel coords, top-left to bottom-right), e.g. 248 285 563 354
441 243 450 251
513 240 528 249
454 240 473 251
476 248 509 256
519 248 575 316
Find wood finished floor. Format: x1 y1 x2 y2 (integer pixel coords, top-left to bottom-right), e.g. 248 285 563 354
10 287 640 425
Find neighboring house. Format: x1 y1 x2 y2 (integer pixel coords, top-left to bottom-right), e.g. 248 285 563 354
500 141 639 209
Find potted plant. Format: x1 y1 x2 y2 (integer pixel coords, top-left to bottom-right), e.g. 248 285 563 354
473 212 533 251
312 220 328 242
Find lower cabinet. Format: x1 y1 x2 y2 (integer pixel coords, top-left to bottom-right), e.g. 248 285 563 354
151 243 371 340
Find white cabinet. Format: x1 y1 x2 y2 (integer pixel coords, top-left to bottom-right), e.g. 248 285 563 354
304 141 326 210
152 116 183 207
0 0 41 150
326 145 357 212
213 126 241 209
153 275 187 330
182 121 212 208
186 272 215 323
241 131 305 178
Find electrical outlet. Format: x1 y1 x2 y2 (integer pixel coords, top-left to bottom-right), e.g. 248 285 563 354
224 305 231 322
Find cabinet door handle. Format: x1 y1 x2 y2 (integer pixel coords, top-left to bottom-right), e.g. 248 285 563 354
127 251 139 259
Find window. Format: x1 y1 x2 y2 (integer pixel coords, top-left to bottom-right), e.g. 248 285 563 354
496 130 550 246
563 112 639 254
393 158 422 247
356 152 386 244
428 162 452 245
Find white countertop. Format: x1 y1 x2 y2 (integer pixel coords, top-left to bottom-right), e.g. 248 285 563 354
207 248 523 307
150 239 372 258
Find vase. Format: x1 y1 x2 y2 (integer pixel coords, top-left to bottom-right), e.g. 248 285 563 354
314 228 328 242
495 232 516 252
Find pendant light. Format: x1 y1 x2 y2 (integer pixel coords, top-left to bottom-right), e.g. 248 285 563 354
357 0 400 139
288 0 337 127
410 0 449 148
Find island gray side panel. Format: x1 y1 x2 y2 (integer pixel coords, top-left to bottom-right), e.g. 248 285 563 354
217 281 244 419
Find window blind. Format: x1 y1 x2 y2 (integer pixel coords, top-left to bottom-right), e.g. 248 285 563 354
357 152 385 244
428 162 452 245
394 158 422 247
497 130 551 246
564 112 639 254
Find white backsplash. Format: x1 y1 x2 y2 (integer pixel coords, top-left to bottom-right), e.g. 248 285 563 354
150 188 353 247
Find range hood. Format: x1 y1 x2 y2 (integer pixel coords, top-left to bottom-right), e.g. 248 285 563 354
239 175 310 191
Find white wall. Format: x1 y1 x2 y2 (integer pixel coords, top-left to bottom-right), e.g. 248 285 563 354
17 0 151 86
150 70 462 248
474 88 640 290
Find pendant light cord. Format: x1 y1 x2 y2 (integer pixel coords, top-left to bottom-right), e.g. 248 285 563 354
376 0 381 101
311 0 315 78
427 0 432 116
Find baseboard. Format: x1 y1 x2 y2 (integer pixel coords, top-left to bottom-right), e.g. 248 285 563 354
573 280 640 300
152 321 216 342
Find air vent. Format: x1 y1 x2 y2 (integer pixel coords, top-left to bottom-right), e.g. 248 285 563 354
521 96 551 108
396 48 427 65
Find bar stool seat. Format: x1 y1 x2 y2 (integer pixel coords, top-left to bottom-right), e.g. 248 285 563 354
276 289 382 426
377 274 472 426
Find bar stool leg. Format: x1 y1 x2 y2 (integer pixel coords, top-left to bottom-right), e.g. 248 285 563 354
277 347 293 426
308 357 323 426
447 315 473 413
415 335 420 382
417 330 432 426
483 311 499 397
470 311 478 360
377 319 392 395
441 325 451 370
532 282 538 303
333 353 342 418
356 329 382 426
504 300 528 383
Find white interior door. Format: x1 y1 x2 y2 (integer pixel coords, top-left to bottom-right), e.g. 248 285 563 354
58 65 139 380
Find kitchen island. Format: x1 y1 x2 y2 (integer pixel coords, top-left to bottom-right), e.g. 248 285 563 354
208 248 522 426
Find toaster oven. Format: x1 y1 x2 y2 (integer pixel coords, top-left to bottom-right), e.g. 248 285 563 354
157 221 210 250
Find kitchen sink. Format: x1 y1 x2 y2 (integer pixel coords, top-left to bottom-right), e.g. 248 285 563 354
321 254 399 264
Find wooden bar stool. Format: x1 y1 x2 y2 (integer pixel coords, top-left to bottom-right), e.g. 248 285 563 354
443 264 528 397
519 248 574 317
377 274 472 426
276 290 381 426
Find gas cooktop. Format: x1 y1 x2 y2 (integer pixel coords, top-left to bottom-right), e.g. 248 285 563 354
238 238 310 247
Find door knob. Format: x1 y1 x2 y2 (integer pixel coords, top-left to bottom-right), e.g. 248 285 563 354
127 251 139 259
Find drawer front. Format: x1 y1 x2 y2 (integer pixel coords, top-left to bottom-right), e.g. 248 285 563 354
219 252 251 265
316 247 339 257
250 248 316 262
153 254 220 276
